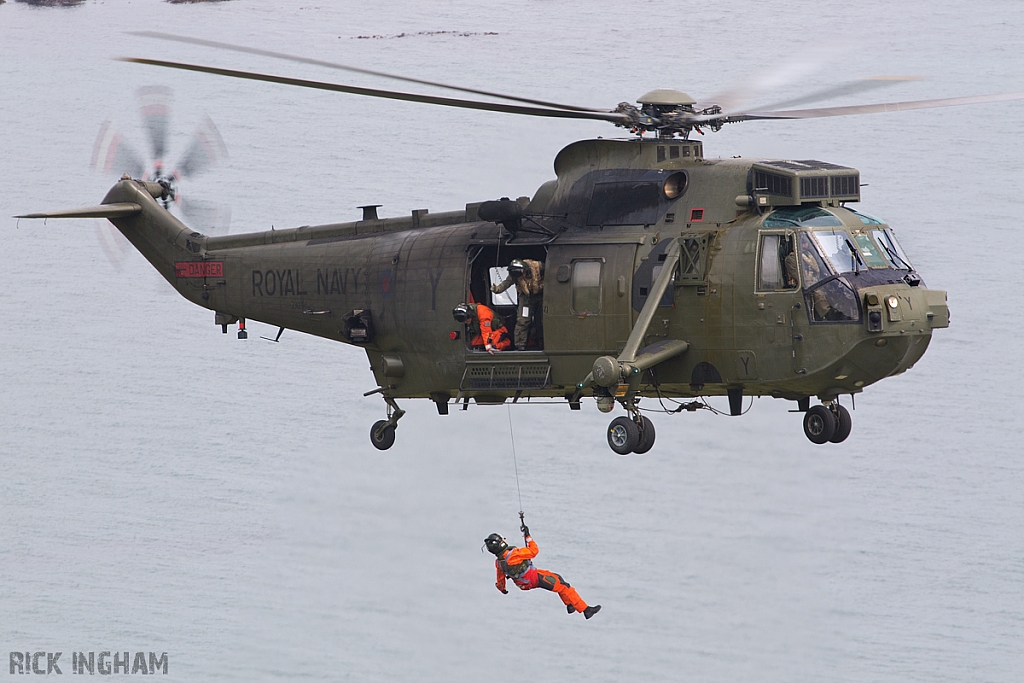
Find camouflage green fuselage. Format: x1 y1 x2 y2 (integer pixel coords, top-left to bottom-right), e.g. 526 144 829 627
104 137 948 408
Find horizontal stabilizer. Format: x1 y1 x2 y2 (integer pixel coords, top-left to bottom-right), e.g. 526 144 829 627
15 203 142 220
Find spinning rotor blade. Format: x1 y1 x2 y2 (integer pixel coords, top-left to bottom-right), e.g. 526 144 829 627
91 121 145 178
178 195 231 235
131 31 605 113
749 76 918 114
176 115 228 179
697 56 822 115
137 85 172 164
726 90 1024 122
119 58 629 124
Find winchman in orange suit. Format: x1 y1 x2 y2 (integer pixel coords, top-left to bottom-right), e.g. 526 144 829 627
453 302 511 354
484 518 601 619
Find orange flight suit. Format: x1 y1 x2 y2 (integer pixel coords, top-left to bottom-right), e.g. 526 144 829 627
494 535 588 613
468 303 512 351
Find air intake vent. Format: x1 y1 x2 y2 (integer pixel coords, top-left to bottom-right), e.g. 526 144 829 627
751 160 860 206
754 170 792 197
831 174 859 197
800 176 829 199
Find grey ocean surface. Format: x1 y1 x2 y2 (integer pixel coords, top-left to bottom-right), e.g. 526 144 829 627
2 1 1023 680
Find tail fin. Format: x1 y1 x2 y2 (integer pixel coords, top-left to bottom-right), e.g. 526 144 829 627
17 178 206 295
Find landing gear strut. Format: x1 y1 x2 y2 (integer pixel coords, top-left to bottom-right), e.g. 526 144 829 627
802 401 852 445
369 395 405 451
606 404 656 455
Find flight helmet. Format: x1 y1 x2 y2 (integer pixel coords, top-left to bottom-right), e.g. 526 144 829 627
452 303 473 323
508 259 526 277
484 533 508 555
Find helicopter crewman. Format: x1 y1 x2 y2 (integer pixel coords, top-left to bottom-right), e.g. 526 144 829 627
491 258 544 351
453 303 511 354
484 519 601 620
795 233 834 320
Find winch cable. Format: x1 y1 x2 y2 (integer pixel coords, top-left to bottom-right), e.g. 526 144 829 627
506 403 526 535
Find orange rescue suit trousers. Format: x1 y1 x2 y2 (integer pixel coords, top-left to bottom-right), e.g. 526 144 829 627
534 569 587 613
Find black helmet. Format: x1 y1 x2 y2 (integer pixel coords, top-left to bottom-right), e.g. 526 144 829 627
452 303 473 323
484 533 508 555
508 259 526 277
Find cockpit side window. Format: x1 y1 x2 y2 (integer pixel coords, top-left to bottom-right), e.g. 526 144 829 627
757 233 798 291
797 232 832 287
798 233 860 323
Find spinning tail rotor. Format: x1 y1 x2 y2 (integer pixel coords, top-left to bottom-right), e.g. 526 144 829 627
91 85 230 268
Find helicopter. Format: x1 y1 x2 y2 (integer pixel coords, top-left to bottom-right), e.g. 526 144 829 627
20 34 1024 454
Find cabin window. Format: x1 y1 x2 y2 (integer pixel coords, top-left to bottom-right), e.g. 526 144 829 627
489 266 518 306
871 228 914 271
812 230 861 274
763 206 843 228
571 260 602 315
586 182 661 226
850 232 889 268
757 233 798 291
806 278 861 323
849 209 884 225
797 232 832 288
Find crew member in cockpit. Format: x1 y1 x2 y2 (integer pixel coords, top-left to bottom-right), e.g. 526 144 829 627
797 233 833 320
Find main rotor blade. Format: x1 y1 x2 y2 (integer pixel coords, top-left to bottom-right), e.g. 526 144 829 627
749 76 918 114
131 31 605 114
729 91 1024 121
119 58 628 124
697 56 823 115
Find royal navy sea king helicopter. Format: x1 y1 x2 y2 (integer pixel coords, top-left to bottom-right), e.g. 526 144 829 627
22 34 1024 454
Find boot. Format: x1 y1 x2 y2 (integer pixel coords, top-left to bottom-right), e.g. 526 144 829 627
566 604 576 614
583 605 601 620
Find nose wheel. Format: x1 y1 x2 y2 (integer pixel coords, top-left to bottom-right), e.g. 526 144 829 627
802 402 852 444
606 410 656 455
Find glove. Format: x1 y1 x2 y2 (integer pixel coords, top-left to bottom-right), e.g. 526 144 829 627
490 284 499 293
520 524 530 537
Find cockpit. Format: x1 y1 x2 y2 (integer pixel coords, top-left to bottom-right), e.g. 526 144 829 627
758 206 920 324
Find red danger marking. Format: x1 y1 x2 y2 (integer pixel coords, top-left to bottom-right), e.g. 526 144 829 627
175 261 223 278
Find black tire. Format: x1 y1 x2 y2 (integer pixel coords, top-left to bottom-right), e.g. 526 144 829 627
607 416 640 455
370 419 396 450
829 404 852 443
803 405 836 444
632 416 657 454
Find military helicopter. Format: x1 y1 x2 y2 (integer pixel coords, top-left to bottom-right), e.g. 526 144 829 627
21 34 1024 454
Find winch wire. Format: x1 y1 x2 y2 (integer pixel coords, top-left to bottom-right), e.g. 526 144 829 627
506 403 523 515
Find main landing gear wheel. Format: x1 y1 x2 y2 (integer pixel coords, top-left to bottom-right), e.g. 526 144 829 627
370 419 396 450
607 416 640 455
803 405 836 444
632 416 657 454
829 404 852 443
